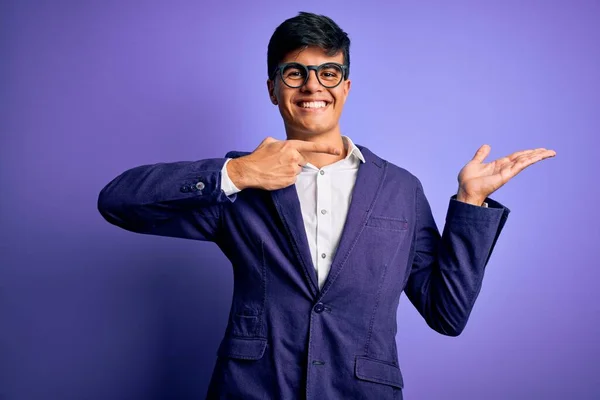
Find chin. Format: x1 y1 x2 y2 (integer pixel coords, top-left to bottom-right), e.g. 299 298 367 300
297 119 336 134
299 125 334 136
284 115 337 137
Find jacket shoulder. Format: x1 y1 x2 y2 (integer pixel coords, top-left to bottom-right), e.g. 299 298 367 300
385 160 419 184
357 144 420 187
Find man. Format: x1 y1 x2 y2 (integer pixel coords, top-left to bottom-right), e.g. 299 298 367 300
98 12 555 400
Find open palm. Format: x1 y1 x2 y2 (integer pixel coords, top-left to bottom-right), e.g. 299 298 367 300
457 145 556 204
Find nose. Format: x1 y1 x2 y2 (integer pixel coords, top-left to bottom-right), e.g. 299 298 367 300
301 69 322 92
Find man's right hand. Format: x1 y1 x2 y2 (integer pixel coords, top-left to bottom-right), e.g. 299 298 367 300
226 137 341 191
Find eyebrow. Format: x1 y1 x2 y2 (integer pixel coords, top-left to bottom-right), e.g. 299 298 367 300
282 62 341 67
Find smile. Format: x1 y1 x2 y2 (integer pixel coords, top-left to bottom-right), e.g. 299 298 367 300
296 101 330 111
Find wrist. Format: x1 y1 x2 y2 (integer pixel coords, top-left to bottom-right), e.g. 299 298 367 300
456 189 486 206
227 158 250 190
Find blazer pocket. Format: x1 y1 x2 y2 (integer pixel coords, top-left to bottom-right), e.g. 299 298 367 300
217 336 267 360
355 356 404 389
365 216 409 231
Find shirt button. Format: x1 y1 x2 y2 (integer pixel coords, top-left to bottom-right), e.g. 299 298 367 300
314 303 325 313
195 182 205 190
321 253 326 259
320 209 327 215
319 170 325 175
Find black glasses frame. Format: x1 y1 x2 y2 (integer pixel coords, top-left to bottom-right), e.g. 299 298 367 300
272 62 349 88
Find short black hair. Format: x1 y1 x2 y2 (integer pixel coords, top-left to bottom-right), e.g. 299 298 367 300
267 12 351 80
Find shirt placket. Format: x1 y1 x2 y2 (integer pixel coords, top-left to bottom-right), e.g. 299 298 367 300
315 167 333 289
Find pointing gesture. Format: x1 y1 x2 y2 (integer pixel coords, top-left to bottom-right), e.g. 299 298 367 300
227 137 341 191
456 145 556 205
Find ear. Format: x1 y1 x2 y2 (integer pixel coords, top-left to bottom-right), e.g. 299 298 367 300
267 79 278 105
343 78 351 97
341 78 351 103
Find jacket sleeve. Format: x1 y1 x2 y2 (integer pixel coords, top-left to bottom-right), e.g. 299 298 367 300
403 178 510 336
97 158 237 242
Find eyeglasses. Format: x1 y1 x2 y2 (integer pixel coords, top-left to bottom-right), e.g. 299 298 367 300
273 62 348 89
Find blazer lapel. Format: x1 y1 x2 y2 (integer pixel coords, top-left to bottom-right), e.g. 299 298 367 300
271 185 319 297
320 147 386 295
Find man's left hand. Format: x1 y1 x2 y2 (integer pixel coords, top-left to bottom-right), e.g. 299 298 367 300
456 145 556 206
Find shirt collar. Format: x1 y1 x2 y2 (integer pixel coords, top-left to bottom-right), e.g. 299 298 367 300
342 135 366 163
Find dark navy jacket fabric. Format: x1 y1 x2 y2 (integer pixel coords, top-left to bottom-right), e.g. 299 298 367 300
98 144 509 399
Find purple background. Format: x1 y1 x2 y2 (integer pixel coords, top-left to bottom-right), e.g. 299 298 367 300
1 1 598 399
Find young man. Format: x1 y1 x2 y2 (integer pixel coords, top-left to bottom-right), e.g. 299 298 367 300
98 12 555 399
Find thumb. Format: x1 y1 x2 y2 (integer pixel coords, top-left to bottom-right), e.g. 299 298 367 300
471 144 491 163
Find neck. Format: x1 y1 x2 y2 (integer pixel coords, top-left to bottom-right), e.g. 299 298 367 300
285 128 347 169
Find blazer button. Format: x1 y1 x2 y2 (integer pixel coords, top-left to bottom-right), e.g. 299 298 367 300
313 303 325 314
180 185 190 193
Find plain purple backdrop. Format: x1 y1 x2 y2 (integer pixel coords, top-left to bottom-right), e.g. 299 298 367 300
1 1 599 399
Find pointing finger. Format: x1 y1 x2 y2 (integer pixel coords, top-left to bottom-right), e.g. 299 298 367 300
289 140 341 156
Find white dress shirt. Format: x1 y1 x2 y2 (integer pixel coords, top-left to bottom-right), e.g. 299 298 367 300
220 135 366 289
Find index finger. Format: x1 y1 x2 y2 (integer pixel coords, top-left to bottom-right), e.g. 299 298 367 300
286 140 341 155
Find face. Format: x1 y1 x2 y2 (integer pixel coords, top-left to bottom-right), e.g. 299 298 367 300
267 46 351 138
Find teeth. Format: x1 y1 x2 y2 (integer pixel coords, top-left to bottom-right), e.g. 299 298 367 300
300 101 327 108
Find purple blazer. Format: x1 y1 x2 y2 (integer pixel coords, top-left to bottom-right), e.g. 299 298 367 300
98 144 509 399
